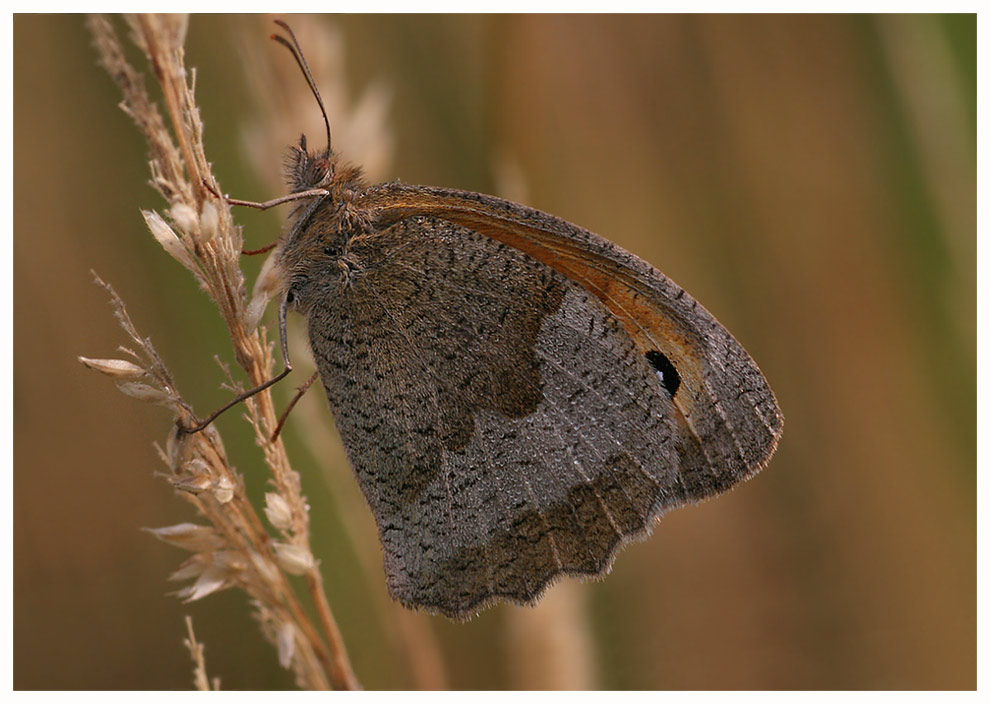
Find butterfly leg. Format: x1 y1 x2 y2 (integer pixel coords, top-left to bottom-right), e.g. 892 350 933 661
178 294 294 434
270 371 319 442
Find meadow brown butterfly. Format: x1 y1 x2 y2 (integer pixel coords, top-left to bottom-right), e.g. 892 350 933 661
194 21 783 618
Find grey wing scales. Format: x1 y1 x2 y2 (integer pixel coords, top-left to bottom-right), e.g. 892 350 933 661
306 216 689 618
369 183 783 503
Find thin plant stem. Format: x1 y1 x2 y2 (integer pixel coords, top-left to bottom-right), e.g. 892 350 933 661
83 13 360 690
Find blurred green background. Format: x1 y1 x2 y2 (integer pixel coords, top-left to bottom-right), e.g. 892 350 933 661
14 14 974 689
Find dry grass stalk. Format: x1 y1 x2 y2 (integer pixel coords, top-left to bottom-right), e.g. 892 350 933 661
82 13 359 690
183 616 220 691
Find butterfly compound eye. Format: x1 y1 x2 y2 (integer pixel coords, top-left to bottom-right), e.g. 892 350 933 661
307 157 331 185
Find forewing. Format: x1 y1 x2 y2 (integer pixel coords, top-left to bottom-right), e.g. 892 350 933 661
363 184 784 500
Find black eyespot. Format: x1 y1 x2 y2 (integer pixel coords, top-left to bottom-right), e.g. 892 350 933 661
645 350 681 397
286 289 295 304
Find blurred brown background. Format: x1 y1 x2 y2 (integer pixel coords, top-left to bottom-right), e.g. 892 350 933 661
14 14 974 690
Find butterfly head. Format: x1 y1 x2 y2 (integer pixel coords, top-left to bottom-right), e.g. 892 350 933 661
285 134 334 191
284 135 366 215
255 21 368 318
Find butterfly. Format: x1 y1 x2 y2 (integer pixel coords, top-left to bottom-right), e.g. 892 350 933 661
196 21 783 619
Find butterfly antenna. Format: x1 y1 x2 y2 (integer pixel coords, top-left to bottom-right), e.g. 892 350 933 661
271 19 332 152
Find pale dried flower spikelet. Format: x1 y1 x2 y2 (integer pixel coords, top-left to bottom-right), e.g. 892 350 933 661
171 472 214 495
169 203 199 237
174 561 233 603
273 542 317 576
145 523 227 552
199 200 220 243
78 356 146 380
212 474 234 504
246 252 284 334
278 622 299 669
117 380 174 404
265 492 294 532
143 210 198 271
82 14 359 690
